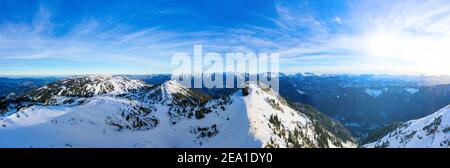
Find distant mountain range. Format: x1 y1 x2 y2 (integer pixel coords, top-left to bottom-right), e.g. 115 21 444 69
277 74 450 140
0 77 60 99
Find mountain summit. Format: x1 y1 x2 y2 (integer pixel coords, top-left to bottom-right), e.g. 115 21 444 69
26 75 149 100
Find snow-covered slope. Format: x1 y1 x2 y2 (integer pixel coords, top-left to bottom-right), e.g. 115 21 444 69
237 83 356 148
0 76 356 148
364 105 450 148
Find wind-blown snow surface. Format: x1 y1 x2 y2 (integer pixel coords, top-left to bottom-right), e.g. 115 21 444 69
364 105 450 148
0 76 356 148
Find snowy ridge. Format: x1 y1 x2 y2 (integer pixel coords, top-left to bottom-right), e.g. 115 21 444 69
0 77 356 148
243 83 312 147
149 80 204 104
242 83 355 148
364 105 450 148
27 75 149 102
160 80 186 95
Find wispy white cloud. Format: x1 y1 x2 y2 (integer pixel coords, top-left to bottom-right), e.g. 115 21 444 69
0 7 202 75
273 0 450 75
0 5 288 75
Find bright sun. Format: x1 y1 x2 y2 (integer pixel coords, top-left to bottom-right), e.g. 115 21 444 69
362 30 450 75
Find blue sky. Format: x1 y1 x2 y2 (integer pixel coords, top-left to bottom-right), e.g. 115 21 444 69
1 0 450 75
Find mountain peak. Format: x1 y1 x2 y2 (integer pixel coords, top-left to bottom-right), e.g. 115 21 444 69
160 80 188 95
148 80 211 105
26 75 149 102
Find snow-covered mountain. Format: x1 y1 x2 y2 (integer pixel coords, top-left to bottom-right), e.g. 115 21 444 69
364 105 450 148
0 75 356 148
27 75 149 100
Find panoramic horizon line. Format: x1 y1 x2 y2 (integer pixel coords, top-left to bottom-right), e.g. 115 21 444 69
1 72 449 78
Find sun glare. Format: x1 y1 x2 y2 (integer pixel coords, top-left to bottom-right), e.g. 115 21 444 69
365 31 402 59
362 30 450 75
